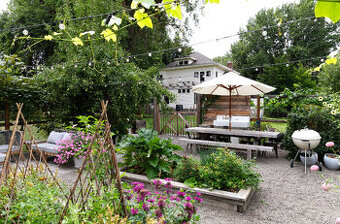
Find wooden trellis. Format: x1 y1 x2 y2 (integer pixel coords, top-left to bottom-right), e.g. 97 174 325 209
0 101 127 223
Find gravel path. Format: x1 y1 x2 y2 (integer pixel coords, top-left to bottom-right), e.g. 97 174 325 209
166 135 340 224
28 135 339 224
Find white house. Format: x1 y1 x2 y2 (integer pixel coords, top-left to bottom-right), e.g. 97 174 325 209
159 52 232 109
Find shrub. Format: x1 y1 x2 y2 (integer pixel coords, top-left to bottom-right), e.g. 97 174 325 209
173 149 262 192
117 129 182 179
283 105 340 159
173 156 200 183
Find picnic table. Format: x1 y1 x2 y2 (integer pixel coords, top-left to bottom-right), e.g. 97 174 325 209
182 127 283 159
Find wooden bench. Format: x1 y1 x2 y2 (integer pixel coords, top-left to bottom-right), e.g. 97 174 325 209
178 138 274 159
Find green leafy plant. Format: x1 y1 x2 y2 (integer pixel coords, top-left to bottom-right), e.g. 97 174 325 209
0 169 66 223
173 149 262 192
118 128 182 179
283 105 340 159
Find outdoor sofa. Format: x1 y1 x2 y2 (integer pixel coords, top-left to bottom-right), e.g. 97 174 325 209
0 130 23 165
31 131 70 158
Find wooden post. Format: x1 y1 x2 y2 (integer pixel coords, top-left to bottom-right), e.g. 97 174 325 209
153 100 160 133
176 111 179 136
5 101 10 130
257 95 261 131
229 89 232 130
196 94 201 126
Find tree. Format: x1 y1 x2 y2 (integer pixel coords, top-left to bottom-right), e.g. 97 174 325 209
222 0 339 92
0 54 46 129
0 0 205 133
317 55 340 92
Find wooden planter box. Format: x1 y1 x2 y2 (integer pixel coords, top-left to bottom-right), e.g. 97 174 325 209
120 172 255 213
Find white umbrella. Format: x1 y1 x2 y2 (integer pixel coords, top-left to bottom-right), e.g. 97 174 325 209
192 71 276 130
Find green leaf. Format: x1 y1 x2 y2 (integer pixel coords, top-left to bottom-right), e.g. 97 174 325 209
205 0 220 3
163 0 182 20
149 157 159 167
134 9 153 29
184 177 197 188
159 161 170 173
145 167 157 179
315 1 340 23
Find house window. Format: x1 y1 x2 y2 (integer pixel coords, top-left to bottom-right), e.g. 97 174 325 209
200 72 205 83
164 95 169 104
179 61 183 65
159 74 163 80
182 89 186 93
194 72 199 78
206 71 211 77
187 89 190 93
184 61 188 65
178 89 181 93
216 71 218 77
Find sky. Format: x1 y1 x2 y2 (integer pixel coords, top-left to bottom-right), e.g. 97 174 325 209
0 0 299 58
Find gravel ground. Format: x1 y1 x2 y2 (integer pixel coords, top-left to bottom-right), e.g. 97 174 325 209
166 135 340 224
13 135 339 224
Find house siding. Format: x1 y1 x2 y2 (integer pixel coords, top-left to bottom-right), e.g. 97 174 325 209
160 65 227 109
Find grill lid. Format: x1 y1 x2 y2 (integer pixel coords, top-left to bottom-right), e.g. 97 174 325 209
291 128 321 141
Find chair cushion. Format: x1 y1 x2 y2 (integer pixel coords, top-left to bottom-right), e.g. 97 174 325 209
32 143 58 154
47 131 64 144
0 153 6 163
61 132 71 141
0 145 20 153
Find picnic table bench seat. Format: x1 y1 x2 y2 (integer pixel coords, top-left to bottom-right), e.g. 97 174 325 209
178 138 274 159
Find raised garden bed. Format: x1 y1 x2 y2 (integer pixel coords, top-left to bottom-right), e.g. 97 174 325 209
120 171 255 213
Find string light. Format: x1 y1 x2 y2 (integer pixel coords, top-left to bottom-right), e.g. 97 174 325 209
320 58 325 62
148 53 152 57
178 48 182 52
255 68 259 71
74 64 78 68
59 23 65 30
286 64 289 67
22 30 28 35
262 30 267 36
126 58 130 62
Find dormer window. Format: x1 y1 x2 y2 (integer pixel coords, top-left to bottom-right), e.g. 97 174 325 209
179 61 184 65
184 61 188 65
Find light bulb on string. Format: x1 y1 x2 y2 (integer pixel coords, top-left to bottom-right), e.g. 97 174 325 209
75 64 78 68
22 29 28 35
89 62 92 66
286 64 289 67
59 23 65 30
262 30 267 37
320 58 325 62
62 66 65 69
255 68 259 71
148 52 152 57
178 48 182 52
126 57 130 62
107 61 110 65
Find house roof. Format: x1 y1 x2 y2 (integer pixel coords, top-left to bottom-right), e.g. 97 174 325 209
160 52 230 71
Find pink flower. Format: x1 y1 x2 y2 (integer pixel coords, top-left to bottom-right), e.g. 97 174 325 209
310 165 319 171
322 183 331 191
131 208 138 215
335 218 340 224
325 142 335 147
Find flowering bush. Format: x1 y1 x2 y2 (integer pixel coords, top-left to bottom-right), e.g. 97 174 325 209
125 179 201 223
54 132 94 164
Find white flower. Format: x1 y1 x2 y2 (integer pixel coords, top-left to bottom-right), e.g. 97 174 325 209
108 16 122 26
22 29 28 35
59 23 65 30
80 31 95 36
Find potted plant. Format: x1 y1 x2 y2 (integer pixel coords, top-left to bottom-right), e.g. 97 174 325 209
323 142 339 170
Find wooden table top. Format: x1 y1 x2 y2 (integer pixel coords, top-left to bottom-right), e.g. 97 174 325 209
184 127 282 139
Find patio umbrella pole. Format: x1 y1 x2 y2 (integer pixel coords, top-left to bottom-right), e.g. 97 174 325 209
229 87 232 130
